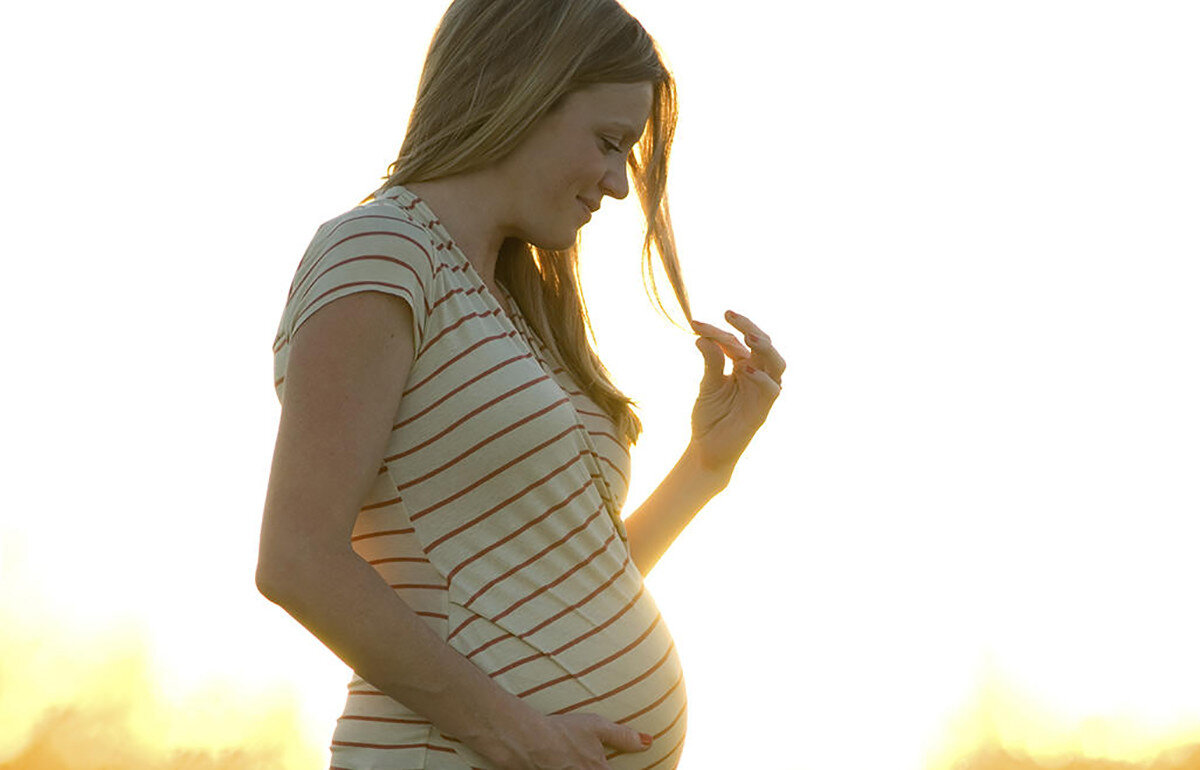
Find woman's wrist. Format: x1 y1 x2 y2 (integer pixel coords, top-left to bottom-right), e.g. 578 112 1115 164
456 691 548 764
679 442 734 496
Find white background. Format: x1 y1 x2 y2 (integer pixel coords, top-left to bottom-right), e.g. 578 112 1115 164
2 1 1198 768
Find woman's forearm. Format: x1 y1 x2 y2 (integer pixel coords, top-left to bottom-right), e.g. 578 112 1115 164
622 444 731 576
256 545 535 751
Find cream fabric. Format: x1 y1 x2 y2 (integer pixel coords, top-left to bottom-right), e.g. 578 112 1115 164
272 186 687 769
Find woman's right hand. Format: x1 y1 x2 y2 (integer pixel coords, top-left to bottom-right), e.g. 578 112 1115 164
473 712 653 769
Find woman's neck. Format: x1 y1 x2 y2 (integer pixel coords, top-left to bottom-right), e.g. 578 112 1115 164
406 174 507 286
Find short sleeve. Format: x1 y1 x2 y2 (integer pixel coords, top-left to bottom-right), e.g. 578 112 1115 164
283 206 437 353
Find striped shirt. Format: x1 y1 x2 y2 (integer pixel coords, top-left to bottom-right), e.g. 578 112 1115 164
271 185 687 769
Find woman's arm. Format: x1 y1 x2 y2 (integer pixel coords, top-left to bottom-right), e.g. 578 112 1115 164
622 445 729 576
624 311 785 577
256 292 650 767
257 292 527 747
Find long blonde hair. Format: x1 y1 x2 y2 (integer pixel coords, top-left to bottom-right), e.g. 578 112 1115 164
362 0 690 444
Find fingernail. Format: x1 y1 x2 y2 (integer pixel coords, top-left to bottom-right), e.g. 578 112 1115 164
640 732 653 746
725 310 738 319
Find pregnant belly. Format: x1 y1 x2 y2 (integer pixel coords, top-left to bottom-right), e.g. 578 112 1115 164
450 579 689 766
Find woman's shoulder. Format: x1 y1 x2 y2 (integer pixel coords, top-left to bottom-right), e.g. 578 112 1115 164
279 186 455 355
293 186 473 297
312 188 439 256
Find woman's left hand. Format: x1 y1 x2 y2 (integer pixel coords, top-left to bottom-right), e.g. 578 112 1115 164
687 310 785 479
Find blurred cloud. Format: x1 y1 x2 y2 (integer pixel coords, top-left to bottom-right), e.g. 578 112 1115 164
0 605 323 769
947 744 1200 770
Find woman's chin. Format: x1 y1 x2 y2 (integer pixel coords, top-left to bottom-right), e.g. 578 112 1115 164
530 230 581 252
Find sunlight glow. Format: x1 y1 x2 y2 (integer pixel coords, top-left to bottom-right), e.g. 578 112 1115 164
2 1 1198 768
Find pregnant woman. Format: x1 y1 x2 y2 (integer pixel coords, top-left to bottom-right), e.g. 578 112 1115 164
256 1 784 767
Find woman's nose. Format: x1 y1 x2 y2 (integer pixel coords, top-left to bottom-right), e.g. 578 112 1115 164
600 162 630 200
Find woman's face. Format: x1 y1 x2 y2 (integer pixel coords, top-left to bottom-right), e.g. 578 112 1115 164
496 81 654 250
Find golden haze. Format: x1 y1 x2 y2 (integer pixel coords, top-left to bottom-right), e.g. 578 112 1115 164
3 609 1200 769
0 610 325 770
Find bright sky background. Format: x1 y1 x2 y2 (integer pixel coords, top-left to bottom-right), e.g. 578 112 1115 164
2 1 1199 769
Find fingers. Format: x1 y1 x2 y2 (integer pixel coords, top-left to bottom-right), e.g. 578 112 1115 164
721 310 786 385
594 716 653 753
739 361 783 401
692 311 786 386
690 319 750 361
695 336 726 391
722 309 769 340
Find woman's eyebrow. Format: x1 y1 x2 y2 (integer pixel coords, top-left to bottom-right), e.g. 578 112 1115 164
604 121 643 146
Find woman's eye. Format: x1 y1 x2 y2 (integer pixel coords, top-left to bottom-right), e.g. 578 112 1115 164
601 138 621 153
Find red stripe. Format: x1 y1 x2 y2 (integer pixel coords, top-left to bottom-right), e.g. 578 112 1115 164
615 669 686 724
587 427 620 443
397 397 570 492
413 429 578 526
477 642 544 676
487 531 617 625
291 225 432 303
332 740 457 753
588 430 629 460
393 352 534 431
563 612 661 679
515 669 574 698
396 343 542 436
644 740 685 769
596 453 630 486
605 710 687 767
447 545 624 643
463 626 520 661
644 705 689 767
489 650 544 677
295 280 418 330
430 283 484 312
464 505 604 607
362 494 402 511
447 481 591 582
417 307 503 357
288 215 423 303
368 556 430 565
447 612 483 641
515 606 660 700
350 527 414 543
338 714 430 726
548 584 646 658
311 211 426 256
403 326 520 395
295 246 431 316
551 641 677 715
515 556 629 640
420 445 586 543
